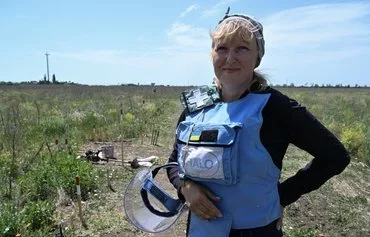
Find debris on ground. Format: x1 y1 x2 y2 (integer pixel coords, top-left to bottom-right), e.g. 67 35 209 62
130 155 158 169
78 147 158 169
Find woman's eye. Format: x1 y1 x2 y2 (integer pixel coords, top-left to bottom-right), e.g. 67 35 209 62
216 46 227 53
237 46 250 53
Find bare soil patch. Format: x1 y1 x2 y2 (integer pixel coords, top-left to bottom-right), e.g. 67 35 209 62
59 142 370 237
58 140 188 237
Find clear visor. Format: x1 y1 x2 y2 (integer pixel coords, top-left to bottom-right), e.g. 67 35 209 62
124 166 187 233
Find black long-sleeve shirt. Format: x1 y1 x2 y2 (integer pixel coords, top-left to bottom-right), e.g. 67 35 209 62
167 87 350 207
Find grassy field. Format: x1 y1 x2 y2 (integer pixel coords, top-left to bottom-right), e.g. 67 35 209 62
0 85 369 236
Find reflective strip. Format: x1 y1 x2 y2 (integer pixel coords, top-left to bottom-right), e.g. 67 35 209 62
76 185 81 195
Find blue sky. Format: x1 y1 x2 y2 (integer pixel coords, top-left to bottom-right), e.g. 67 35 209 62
1 0 370 86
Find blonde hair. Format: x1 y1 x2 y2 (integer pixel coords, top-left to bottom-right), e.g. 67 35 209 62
210 17 268 92
211 17 255 47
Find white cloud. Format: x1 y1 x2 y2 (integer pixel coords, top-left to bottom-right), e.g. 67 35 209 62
50 1 237 85
52 47 213 86
53 21 212 67
258 2 370 86
53 50 126 64
261 2 370 65
179 4 199 18
201 0 235 18
53 2 370 86
263 2 370 48
166 22 210 48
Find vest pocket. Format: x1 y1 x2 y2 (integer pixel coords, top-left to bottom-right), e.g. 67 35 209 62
177 121 242 185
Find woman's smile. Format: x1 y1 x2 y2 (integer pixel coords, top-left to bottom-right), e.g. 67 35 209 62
222 68 241 73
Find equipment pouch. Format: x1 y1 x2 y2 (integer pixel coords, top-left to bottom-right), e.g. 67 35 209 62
180 86 221 113
176 121 242 185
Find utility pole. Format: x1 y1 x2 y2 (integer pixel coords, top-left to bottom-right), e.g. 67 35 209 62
45 51 50 82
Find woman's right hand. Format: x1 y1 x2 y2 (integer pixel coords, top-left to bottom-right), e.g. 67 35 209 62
180 180 223 220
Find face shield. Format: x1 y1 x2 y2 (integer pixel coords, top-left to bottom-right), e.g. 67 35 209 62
124 162 187 233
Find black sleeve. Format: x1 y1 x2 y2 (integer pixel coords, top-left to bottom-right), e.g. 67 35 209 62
166 109 187 196
278 95 351 207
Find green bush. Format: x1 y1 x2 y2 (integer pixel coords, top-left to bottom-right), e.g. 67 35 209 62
340 127 369 165
0 202 21 237
55 152 99 200
0 201 53 237
40 116 66 138
341 128 366 155
111 112 141 139
19 150 99 201
22 200 54 230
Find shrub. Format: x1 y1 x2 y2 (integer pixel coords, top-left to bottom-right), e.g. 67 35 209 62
55 152 99 200
340 128 366 159
22 200 54 230
0 202 21 237
40 116 66 139
19 150 99 201
0 201 54 237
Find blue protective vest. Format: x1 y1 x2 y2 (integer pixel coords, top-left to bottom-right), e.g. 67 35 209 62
177 93 281 237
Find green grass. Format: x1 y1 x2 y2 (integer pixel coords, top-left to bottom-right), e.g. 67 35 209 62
0 85 369 236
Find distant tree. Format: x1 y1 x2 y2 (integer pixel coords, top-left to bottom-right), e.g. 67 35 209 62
0 81 14 85
52 74 56 84
38 74 51 84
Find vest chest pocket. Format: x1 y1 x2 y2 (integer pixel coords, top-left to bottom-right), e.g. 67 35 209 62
176 121 242 185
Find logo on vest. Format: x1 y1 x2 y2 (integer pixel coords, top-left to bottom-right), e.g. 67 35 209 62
184 150 221 178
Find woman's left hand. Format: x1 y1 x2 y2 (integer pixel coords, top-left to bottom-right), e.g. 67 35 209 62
276 205 284 231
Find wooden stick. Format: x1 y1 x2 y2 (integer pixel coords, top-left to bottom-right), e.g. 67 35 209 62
121 139 124 166
75 176 88 229
155 130 159 145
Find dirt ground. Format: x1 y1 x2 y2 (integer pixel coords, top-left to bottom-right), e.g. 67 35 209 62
58 140 370 237
58 140 188 237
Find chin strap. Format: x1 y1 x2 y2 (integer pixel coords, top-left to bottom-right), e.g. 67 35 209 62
140 162 184 217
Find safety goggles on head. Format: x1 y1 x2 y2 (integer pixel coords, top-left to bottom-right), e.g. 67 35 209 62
217 7 265 67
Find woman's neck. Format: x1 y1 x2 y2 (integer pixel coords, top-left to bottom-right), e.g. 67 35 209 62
221 80 252 102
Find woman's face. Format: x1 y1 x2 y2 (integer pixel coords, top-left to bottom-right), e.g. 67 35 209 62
212 33 258 89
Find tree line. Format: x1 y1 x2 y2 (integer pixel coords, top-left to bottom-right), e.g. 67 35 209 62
0 74 78 85
0 80 368 88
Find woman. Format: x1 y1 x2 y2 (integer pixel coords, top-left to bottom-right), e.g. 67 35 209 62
167 9 350 237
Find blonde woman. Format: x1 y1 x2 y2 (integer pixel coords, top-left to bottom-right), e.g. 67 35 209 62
167 8 350 237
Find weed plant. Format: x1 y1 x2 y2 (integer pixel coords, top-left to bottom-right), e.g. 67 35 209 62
0 85 368 236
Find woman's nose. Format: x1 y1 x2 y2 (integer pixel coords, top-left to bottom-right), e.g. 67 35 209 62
225 50 237 63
